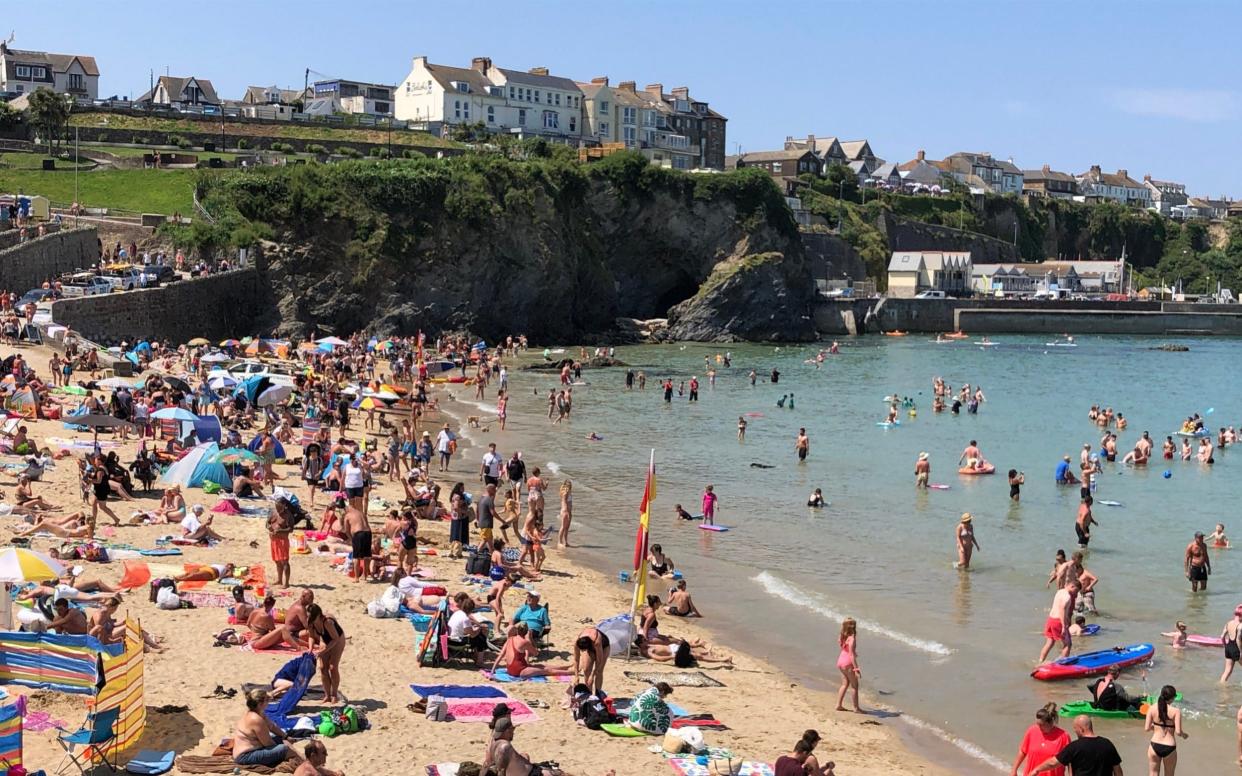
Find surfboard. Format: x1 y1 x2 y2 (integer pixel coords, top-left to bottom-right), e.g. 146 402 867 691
877 421 900 428
1081 624 1101 636
929 484 950 490
1097 500 1123 507
698 524 730 532
1031 643 1154 681
1187 634 1223 647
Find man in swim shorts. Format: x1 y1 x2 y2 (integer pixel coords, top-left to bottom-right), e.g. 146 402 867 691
1039 580 1080 663
795 428 809 462
959 440 981 470
914 452 930 488
1185 532 1211 592
1075 497 1097 548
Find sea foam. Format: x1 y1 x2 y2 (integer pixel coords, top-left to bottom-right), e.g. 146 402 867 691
754 571 953 657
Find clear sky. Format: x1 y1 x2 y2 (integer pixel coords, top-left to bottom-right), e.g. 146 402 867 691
13 0 1239 195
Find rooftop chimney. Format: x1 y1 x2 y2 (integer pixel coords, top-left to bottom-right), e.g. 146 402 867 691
1090 165 1102 175
645 83 664 99
470 57 492 75
671 86 689 99
1118 169 1128 179
618 81 636 92
591 76 609 85
1042 164 1051 173
917 150 926 161
1143 174 1151 182
529 67 549 76
412 55 428 68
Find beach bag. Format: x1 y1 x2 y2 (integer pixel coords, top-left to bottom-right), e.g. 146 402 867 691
425 695 448 722
579 697 615 730
202 481 222 494
465 551 490 576
710 758 742 776
148 578 175 603
662 731 688 754
366 586 402 619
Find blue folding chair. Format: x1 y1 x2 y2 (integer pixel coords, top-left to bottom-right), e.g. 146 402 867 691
56 706 120 774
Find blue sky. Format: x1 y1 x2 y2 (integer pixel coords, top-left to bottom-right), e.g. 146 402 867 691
14 0 1240 195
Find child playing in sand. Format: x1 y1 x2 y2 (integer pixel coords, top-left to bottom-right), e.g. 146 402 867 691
1161 621 1188 648
1210 523 1230 548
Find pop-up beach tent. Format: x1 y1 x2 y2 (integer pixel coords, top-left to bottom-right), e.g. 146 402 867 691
158 442 232 490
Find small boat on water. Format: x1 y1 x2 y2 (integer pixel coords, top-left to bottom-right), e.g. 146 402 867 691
885 331 908 337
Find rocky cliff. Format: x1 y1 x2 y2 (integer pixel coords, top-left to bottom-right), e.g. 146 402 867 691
203 152 815 342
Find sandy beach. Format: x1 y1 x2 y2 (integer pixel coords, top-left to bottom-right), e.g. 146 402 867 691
3 340 948 775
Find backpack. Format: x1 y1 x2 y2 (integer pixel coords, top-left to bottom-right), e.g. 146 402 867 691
574 695 615 730
465 551 491 576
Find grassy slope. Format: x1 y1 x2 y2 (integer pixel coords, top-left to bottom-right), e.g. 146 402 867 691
0 168 195 213
69 112 459 149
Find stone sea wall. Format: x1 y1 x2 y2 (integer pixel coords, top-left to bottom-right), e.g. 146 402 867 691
0 227 96 291
52 268 266 344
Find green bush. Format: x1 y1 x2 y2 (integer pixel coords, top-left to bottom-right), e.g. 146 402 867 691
236 138 250 150
271 142 295 153
402 149 425 160
168 135 192 149
307 143 327 155
339 147 362 159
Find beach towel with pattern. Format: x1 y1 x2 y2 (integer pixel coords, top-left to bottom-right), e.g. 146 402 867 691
623 671 726 688
411 684 508 699
667 759 774 776
445 698 538 724
627 686 671 734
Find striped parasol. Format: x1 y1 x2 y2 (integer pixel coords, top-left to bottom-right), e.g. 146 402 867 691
0 547 66 582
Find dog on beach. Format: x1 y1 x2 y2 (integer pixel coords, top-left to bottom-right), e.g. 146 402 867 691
466 416 481 428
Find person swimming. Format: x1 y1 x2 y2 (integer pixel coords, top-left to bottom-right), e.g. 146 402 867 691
1210 523 1230 548
807 488 824 508
1161 621 1189 648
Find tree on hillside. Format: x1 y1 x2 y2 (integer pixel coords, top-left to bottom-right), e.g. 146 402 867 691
0 101 19 131
823 163 859 202
26 88 69 153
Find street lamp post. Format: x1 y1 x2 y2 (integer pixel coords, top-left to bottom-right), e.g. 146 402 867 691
838 179 845 232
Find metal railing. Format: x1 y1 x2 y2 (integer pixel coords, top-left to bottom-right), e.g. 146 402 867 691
192 189 215 225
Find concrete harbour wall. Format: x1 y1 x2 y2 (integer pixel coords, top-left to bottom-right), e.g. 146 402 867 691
52 268 266 344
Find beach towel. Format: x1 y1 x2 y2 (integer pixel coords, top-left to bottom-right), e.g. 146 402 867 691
22 709 68 732
265 653 316 729
411 684 508 699
175 754 297 774
181 590 255 609
445 698 538 724
623 671 726 688
482 669 572 683
125 749 175 775
425 766 459 776
667 759 774 776
671 715 728 730
240 636 301 654
599 722 651 737
137 548 182 556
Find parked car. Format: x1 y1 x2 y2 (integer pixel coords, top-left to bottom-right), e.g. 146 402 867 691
139 265 178 285
60 274 112 297
914 290 946 299
16 288 57 308
226 359 296 387
99 267 144 291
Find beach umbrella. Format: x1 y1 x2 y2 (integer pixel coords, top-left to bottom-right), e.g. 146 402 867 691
0 547 65 582
257 384 293 407
379 383 408 395
187 338 210 346
374 390 400 402
201 352 231 363
97 377 136 390
209 375 237 391
316 336 348 347
240 336 254 345
219 339 239 347
73 414 136 442
152 407 197 422
58 385 87 396
164 376 192 394
210 447 261 465
235 375 273 403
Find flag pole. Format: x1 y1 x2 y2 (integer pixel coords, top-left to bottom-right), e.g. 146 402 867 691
626 449 654 660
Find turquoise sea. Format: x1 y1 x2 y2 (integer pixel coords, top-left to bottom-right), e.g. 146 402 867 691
450 335 1242 772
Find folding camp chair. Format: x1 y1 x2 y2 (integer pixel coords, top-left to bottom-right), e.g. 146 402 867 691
56 706 120 774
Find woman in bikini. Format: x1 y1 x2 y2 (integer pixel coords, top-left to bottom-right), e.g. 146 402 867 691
491 623 573 679
13 476 56 512
634 636 732 666
556 479 573 549
835 618 862 713
1144 684 1185 774
306 603 345 704
175 563 235 583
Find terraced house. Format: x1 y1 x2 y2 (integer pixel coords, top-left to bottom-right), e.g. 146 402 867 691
0 42 98 100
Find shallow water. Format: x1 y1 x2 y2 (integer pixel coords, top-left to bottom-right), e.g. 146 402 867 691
456 336 1242 772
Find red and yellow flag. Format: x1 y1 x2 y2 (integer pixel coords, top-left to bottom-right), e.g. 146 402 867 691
631 452 656 613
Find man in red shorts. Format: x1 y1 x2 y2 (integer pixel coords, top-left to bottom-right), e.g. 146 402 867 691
1038 579 1080 664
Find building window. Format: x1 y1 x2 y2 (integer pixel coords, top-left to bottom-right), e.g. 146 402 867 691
773 162 783 174
15 65 29 78
643 110 655 126
487 105 495 123
509 87 515 99
534 90 540 103
454 100 461 119
456 82 469 92
599 122 610 137
622 107 636 124
599 100 609 115
462 103 470 120
569 116 576 132
674 156 689 170
554 93 561 106
374 102 390 114
623 126 636 143
518 109 527 125
543 110 559 130
68 73 84 90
